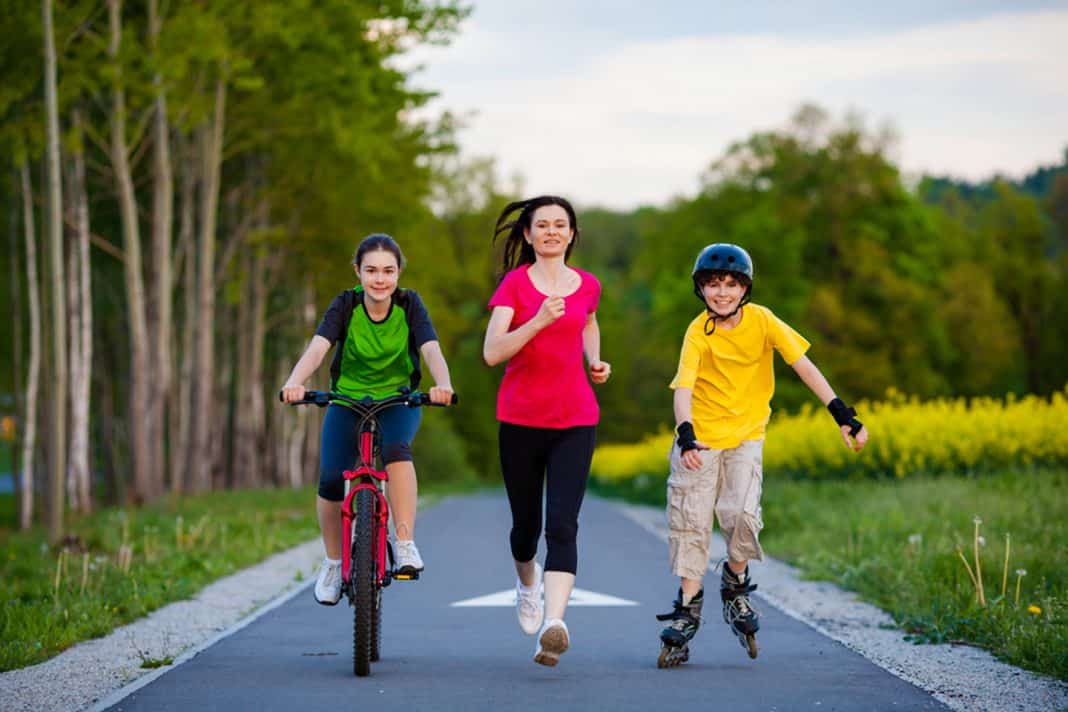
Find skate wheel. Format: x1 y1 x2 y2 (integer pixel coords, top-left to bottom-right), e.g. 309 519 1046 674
745 634 758 659
657 644 689 668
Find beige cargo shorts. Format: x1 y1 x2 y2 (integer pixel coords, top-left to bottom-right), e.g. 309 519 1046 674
666 438 764 580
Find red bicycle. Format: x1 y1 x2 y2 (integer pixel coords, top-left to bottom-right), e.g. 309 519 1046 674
286 388 456 676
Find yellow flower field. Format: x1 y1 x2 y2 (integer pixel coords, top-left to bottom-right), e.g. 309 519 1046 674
591 387 1068 482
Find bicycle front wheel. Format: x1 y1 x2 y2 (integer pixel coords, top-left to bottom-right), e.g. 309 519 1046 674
352 488 376 677
371 588 382 662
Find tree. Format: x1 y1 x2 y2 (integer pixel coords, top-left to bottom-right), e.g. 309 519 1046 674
17 161 42 530
979 183 1058 393
43 0 67 539
147 0 174 495
65 107 92 512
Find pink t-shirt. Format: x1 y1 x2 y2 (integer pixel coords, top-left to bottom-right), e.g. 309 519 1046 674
488 266 601 429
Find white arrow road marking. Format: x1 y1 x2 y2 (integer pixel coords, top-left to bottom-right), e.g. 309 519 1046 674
451 588 638 607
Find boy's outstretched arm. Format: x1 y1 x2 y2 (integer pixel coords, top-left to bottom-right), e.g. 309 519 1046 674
673 388 710 470
789 355 869 452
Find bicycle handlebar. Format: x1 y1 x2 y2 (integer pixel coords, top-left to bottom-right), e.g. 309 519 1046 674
279 389 458 409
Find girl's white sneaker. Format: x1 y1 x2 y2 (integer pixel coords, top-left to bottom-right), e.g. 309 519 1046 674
393 539 424 574
314 559 342 605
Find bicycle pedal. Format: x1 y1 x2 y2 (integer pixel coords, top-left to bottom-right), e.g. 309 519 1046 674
392 570 420 581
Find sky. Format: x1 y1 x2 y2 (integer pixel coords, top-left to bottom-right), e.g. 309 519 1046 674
407 0 1068 210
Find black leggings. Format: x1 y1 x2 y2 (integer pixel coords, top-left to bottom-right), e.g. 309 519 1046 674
499 423 596 575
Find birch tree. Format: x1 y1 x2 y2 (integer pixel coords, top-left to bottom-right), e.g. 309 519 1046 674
18 162 42 530
65 107 92 513
190 74 226 493
148 0 174 492
170 131 197 493
107 0 154 502
43 0 67 539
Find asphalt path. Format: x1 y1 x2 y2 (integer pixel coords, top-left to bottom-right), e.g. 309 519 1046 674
106 493 946 711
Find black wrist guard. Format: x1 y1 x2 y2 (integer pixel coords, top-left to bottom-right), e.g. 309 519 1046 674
827 398 863 437
676 421 698 453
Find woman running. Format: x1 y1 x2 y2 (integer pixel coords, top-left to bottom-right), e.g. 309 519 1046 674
483 196 611 666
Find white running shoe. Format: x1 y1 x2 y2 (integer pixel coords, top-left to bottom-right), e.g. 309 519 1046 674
516 562 544 635
314 558 342 605
393 539 424 573
533 618 570 667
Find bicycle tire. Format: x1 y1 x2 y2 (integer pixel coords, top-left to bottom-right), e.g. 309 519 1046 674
352 488 375 677
370 588 382 662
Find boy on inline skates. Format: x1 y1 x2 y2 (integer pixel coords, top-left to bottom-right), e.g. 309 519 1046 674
657 243 868 667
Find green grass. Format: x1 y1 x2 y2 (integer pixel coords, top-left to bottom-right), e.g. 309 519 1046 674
0 479 479 672
592 467 1068 681
0 442 12 473
0 493 14 531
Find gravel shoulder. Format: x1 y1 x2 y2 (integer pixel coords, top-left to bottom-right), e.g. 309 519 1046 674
2 499 1066 712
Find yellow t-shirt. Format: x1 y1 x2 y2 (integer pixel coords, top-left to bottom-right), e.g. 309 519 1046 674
670 304 810 449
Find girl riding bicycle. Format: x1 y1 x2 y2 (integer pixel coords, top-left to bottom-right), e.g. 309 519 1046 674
281 234 454 605
483 195 611 666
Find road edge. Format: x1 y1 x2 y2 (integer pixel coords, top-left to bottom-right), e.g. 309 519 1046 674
83 575 315 712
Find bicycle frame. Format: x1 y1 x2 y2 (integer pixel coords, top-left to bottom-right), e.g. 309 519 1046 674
340 427 391 590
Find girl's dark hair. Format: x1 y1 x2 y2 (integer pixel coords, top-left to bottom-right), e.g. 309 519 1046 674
492 196 580 278
353 233 405 269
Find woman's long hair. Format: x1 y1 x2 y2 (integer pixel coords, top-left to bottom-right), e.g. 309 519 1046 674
492 195 580 280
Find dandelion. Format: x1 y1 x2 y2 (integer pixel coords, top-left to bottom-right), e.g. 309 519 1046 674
908 534 922 546
956 545 980 601
977 536 986 547
117 545 133 575
53 550 67 601
80 552 89 595
1014 569 1027 607
1000 533 1011 599
1027 605 1042 615
973 517 986 607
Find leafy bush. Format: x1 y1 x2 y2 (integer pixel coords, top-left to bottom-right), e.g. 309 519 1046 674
592 388 1068 483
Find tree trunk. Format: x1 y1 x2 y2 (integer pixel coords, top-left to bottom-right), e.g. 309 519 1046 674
18 163 42 530
232 245 254 488
76 121 93 513
97 370 124 505
43 0 67 541
66 238 81 509
190 76 226 493
66 108 93 513
148 0 173 492
294 283 318 487
108 0 154 503
270 359 289 485
247 248 269 486
212 299 234 490
8 171 24 512
170 132 197 494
